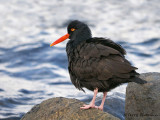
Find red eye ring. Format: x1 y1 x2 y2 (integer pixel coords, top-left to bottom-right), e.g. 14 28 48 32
71 28 76 31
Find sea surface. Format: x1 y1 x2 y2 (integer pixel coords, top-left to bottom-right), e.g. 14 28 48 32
0 0 160 120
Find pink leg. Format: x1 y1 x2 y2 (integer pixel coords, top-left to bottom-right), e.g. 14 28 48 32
98 92 107 111
80 88 98 109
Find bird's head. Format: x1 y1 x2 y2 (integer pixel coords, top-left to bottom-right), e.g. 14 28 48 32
50 20 92 47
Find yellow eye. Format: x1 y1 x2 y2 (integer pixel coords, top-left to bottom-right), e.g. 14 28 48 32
71 28 76 31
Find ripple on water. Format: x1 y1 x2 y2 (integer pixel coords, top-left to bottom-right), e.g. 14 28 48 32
0 116 22 120
0 98 23 108
49 81 72 85
18 89 44 94
137 38 160 46
0 89 4 92
130 51 153 57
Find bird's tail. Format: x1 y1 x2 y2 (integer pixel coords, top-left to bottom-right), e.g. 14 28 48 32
130 77 147 84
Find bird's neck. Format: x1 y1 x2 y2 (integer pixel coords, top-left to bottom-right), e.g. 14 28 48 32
69 34 92 48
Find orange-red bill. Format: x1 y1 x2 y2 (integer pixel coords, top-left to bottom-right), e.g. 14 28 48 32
50 33 69 47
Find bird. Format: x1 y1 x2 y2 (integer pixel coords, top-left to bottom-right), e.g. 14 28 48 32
50 20 147 111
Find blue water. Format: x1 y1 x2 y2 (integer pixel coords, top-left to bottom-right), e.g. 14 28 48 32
0 0 160 120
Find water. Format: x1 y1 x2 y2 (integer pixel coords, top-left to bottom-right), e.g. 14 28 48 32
0 0 160 120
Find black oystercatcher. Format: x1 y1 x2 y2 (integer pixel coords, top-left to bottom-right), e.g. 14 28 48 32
50 20 147 111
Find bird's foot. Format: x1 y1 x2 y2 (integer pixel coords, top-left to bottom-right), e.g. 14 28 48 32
97 106 103 111
80 104 103 111
80 104 97 109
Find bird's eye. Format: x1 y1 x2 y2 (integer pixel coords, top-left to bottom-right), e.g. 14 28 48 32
71 28 76 32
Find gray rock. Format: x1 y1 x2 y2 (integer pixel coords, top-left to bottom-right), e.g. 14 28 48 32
125 72 160 120
21 97 119 120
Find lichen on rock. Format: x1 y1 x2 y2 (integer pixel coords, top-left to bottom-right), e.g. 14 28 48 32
21 97 119 120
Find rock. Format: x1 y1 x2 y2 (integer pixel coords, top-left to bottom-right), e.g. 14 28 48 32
125 72 160 120
21 97 119 120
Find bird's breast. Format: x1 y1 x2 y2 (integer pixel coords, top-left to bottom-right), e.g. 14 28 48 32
66 40 84 60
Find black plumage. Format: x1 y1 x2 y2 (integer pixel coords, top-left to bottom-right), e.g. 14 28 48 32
66 20 146 92
50 20 147 110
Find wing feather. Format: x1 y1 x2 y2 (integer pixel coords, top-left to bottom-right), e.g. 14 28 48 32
68 38 137 84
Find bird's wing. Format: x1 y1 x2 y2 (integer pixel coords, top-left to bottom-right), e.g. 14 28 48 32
71 38 137 81
87 37 126 55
